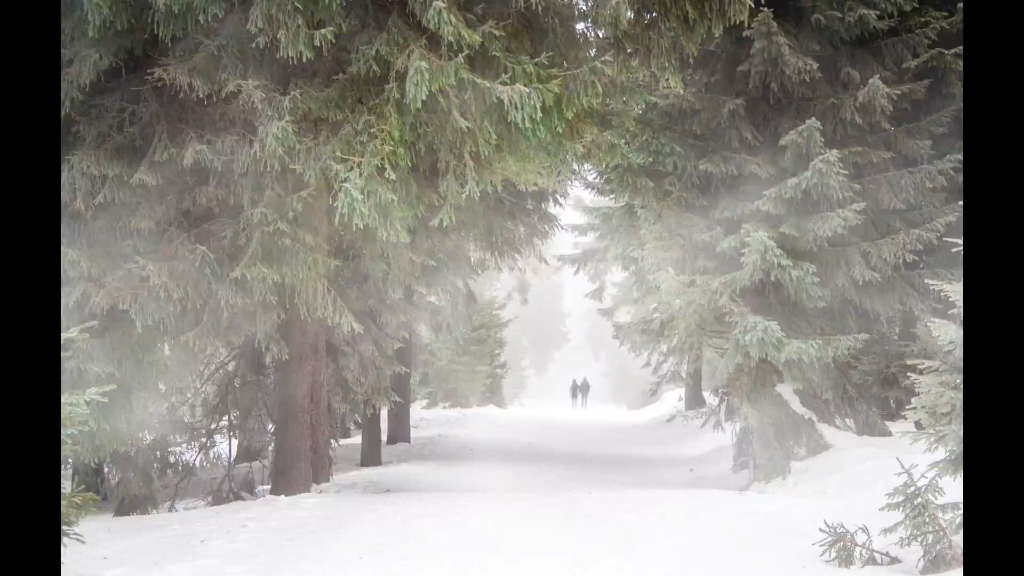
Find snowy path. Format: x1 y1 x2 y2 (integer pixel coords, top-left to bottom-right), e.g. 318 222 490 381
61 395 960 576
326 404 745 495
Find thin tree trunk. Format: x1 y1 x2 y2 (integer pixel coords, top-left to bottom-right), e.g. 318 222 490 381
387 286 415 445
269 307 314 496
896 308 919 420
386 336 414 445
234 337 268 464
310 322 332 485
109 451 157 516
360 403 383 467
684 347 707 410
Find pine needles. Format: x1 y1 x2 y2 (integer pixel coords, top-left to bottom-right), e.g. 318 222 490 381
814 521 902 568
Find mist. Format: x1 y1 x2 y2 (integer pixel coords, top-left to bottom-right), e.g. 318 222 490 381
62 2 963 573
501 188 656 409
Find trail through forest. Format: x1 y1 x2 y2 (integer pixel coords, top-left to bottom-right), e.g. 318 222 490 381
61 393 961 576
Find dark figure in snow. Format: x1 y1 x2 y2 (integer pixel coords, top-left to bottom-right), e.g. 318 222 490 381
579 377 591 408
570 379 580 408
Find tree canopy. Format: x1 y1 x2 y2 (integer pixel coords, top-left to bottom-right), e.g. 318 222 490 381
564 0 963 480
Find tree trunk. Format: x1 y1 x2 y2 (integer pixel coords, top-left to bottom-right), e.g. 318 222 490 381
386 336 414 445
305 179 333 481
753 390 830 482
684 347 707 410
112 484 158 516
310 323 332 485
897 307 917 342
109 452 157 517
360 403 383 467
896 308 920 424
234 337 269 464
71 459 108 502
387 286 415 445
271 178 333 495
269 307 315 496
732 359 829 483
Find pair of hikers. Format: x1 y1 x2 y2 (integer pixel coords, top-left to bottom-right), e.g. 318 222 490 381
570 377 591 409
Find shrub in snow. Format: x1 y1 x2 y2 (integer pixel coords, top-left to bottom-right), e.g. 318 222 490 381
814 521 902 568
815 462 963 574
880 460 963 574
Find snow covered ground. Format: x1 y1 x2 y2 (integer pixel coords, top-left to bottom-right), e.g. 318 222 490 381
60 390 962 576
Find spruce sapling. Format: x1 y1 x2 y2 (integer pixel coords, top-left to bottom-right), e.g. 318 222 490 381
879 459 963 574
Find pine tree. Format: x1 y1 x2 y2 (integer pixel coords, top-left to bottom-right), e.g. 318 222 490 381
566 0 963 481
474 297 511 408
509 267 571 380
814 521 902 569
502 353 533 405
578 303 656 408
857 234 962 574
61 323 112 549
387 285 415 447
843 318 916 425
62 0 606 496
880 459 963 574
905 235 962 478
418 295 510 409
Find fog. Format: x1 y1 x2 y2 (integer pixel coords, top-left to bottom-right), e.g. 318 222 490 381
501 188 656 409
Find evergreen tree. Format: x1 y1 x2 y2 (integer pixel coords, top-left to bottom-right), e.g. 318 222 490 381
575 282 656 408
843 318 916 424
814 521 902 569
417 295 510 409
61 323 112 548
62 390 102 548
582 304 607 364
880 460 963 574
905 234 962 478
62 0 605 495
566 0 963 481
871 234 962 573
502 352 533 405
507 268 571 379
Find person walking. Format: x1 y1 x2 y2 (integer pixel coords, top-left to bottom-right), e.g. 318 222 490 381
580 377 591 408
570 379 580 408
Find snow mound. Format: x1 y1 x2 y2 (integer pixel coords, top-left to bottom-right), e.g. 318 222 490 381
631 387 685 418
